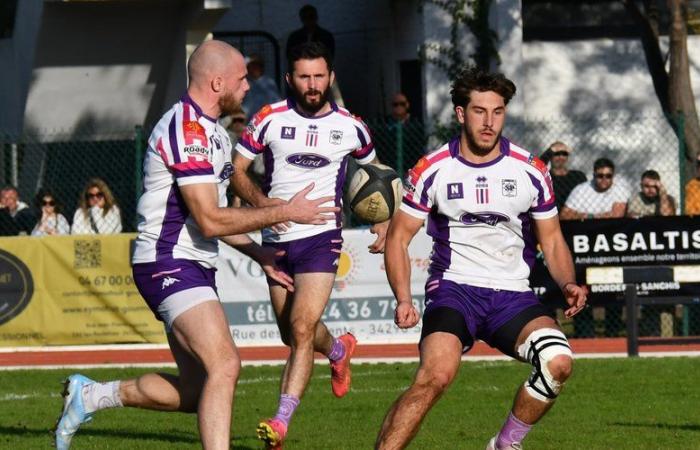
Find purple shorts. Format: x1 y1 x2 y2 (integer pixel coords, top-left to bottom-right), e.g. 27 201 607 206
422 278 550 354
263 228 343 285
133 259 218 327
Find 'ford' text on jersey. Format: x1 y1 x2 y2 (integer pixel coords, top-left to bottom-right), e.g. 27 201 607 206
401 136 557 291
132 94 234 268
236 98 376 242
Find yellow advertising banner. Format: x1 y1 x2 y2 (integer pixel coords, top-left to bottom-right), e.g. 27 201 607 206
0 234 166 346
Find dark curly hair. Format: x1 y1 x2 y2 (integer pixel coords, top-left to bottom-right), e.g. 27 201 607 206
451 66 516 108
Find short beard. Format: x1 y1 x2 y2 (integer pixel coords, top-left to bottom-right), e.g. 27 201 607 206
218 91 241 117
463 123 500 157
291 84 332 115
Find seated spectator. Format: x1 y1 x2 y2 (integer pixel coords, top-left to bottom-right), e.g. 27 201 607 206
0 208 19 236
71 178 122 235
626 169 676 217
684 154 700 215
540 141 587 210
0 185 28 218
560 157 628 220
31 188 70 236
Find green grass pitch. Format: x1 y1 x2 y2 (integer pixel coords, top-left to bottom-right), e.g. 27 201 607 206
0 357 698 449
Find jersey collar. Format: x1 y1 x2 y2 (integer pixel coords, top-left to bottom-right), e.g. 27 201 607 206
181 93 218 123
449 135 507 168
287 97 338 119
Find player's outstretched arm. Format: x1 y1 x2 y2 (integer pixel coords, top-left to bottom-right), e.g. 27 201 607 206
180 182 338 238
231 152 281 207
534 216 587 318
385 210 423 328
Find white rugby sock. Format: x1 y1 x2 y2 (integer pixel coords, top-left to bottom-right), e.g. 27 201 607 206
82 381 123 413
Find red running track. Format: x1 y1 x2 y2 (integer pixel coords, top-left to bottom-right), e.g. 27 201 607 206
1 338 699 367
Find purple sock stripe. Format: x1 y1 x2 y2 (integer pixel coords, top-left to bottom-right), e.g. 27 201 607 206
327 337 346 362
496 412 531 448
273 394 300 426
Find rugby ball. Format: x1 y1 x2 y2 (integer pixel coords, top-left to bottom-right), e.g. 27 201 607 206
347 163 402 223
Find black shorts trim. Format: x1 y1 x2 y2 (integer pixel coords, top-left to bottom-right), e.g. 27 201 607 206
489 303 555 358
420 307 473 352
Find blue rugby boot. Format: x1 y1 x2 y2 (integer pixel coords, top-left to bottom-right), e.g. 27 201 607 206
54 374 95 449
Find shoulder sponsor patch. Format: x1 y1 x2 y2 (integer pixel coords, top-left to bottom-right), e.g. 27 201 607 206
183 121 207 144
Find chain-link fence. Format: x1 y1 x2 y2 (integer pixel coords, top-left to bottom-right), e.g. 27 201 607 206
1 114 699 340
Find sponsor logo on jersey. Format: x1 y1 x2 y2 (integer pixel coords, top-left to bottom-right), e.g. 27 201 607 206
281 126 296 139
502 179 517 197
459 211 510 226
403 175 416 194
329 129 343 144
447 182 463 200
286 153 331 168
219 162 234 181
161 276 181 290
183 144 209 157
475 176 489 204
305 124 319 147
184 121 207 145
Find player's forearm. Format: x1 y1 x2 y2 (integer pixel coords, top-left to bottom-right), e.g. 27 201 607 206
231 171 269 207
220 233 265 260
542 236 577 290
384 239 413 304
201 204 293 238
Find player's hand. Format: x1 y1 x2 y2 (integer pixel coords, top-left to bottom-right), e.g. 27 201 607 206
562 283 588 318
287 183 339 225
394 301 419 329
256 247 294 292
368 220 390 254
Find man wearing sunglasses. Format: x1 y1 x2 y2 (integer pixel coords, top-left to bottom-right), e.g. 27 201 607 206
540 141 586 210
560 157 628 221
684 155 700 215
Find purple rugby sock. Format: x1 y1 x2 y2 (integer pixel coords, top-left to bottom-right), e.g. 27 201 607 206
327 337 346 362
273 394 300 427
496 412 531 448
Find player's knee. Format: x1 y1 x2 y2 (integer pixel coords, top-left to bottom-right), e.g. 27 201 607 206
209 354 241 383
416 367 455 394
517 328 573 402
290 319 316 344
547 354 573 382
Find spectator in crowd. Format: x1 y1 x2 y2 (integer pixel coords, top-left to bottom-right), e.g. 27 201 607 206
71 178 122 235
242 54 281 120
31 188 70 236
0 207 19 236
374 92 426 174
560 157 628 220
223 107 248 143
684 153 700 215
540 141 587 210
626 169 676 218
286 4 335 59
0 185 37 234
1 185 28 217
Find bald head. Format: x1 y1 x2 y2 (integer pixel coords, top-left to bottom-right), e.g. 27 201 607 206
188 40 244 87
186 40 249 118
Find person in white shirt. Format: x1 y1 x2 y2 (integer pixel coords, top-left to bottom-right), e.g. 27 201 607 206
31 188 70 236
375 66 587 450
560 157 628 220
0 185 28 217
232 41 389 449
55 40 337 450
70 178 123 234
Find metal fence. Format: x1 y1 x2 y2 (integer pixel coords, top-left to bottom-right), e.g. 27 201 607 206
1 113 698 340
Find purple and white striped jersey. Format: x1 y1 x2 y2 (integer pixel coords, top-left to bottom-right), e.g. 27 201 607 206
132 94 234 268
236 98 376 242
401 136 557 291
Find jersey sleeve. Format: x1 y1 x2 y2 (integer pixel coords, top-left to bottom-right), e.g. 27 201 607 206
235 105 273 160
157 110 216 187
350 118 376 164
527 161 558 220
399 156 437 220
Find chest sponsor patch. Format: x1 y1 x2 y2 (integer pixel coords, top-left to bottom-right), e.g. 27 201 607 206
281 126 296 139
286 153 331 168
447 183 463 200
459 211 510 226
329 129 343 145
502 179 517 197
184 144 209 157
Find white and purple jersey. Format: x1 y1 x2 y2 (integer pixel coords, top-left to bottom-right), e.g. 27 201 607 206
132 94 234 268
236 98 376 242
401 136 557 292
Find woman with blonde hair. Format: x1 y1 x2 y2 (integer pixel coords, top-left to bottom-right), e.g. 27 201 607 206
71 178 122 234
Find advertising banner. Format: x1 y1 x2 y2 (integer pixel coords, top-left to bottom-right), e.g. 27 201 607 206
531 216 700 306
0 234 166 346
216 229 433 346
